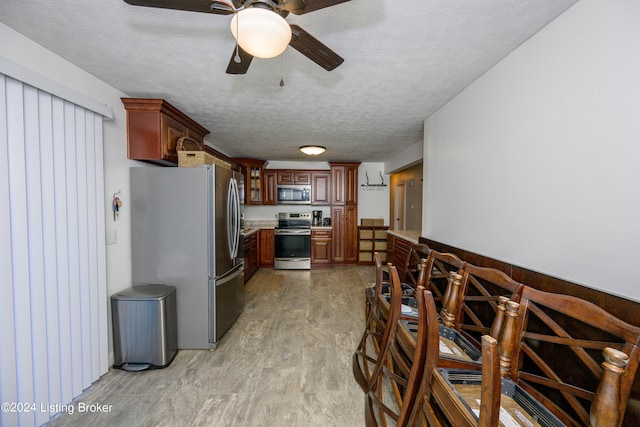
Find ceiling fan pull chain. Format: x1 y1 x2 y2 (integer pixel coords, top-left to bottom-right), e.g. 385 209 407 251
234 12 241 63
279 54 285 87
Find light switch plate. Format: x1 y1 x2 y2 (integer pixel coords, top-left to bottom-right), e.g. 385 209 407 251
106 230 117 245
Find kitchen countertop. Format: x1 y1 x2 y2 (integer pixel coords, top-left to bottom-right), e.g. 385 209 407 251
386 229 422 244
243 228 260 237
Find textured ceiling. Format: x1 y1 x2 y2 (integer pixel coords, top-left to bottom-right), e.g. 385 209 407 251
0 0 577 162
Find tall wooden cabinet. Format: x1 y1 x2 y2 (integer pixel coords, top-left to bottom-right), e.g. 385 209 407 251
330 162 360 264
122 98 209 166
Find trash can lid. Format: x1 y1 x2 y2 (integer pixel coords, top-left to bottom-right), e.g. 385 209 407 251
111 284 176 301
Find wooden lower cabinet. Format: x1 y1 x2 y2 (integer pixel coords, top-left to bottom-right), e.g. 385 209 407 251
244 232 258 283
389 235 412 282
331 205 358 264
259 229 275 268
311 229 332 268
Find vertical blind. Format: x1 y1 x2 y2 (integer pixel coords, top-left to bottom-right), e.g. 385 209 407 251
0 73 108 427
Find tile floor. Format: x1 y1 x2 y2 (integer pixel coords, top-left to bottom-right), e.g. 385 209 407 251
45 266 373 427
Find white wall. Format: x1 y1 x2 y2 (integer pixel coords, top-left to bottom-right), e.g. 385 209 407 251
384 141 423 174
423 0 640 301
359 162 390 226
1 23 141 363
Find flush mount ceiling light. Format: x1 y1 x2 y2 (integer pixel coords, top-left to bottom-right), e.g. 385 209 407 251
230 8 292 58
299 145 326 156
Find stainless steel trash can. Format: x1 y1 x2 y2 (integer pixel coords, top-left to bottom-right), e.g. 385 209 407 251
111 284 178 371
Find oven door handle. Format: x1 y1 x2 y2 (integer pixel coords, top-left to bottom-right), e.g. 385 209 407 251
274 229 311 235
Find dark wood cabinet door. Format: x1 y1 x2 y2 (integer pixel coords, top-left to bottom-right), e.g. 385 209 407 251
277 171 294 184
344 164 359 205
259 229 275 268
263 170 277 205
344 205 358 262
331 165 346 205
311 171 331 205
311 229 332 267
331 206 345 262
244 233 259 283
294 171 311 184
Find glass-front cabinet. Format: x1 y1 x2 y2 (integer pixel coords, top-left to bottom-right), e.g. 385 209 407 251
234 158 274 205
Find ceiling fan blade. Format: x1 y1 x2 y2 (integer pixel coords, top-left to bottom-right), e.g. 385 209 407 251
226 45 254 74
123 0 234 15
283 0 351 15
288 24 344 71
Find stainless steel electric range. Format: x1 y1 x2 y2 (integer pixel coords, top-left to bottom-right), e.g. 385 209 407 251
274 212 311 270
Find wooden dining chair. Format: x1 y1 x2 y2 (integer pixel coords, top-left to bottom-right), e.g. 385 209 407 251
364 280 440 427
354 261 404 393
505 286 640 427
378 249 467 325
402 243 431 287
447 263 525 347
420 249 466 312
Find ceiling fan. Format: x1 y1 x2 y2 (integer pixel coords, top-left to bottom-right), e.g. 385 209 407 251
123 0 351 74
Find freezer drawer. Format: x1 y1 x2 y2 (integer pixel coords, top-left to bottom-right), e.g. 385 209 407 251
111 285 178 370
210 265 244 344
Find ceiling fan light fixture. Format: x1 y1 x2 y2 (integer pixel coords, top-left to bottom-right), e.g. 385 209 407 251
299 145 326 156
230 8 292 59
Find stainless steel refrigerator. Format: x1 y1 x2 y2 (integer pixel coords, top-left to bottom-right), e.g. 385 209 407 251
130 165 244 349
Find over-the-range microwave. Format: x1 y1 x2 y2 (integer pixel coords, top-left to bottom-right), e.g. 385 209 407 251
276 184 311 205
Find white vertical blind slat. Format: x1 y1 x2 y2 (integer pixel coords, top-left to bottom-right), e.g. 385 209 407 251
0 74 20 427
94 114 109 376
63 101 83 398
6 77 36 427
52 96 73 406
24 83 50 427
38 91 63 410
85 112 100 381
74 106 92 389
0 73 108 426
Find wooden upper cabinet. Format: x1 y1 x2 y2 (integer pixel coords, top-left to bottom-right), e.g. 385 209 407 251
122 98 209 166
277 170 311 185
330 162 359 205
234 158 266 205
263 170 277 205
311 171 331 205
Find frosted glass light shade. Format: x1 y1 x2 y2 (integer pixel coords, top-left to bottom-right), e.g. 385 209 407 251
299 145 326 155
230 9 292 59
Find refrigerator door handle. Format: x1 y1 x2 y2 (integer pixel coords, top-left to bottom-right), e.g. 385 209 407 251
227 177 241 260
232 177 240 258
214 265 245 286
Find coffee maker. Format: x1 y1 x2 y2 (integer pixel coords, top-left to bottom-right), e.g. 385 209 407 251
312 210 323 226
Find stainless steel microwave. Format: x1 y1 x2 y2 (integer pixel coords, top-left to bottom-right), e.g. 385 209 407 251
277 184 311 205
